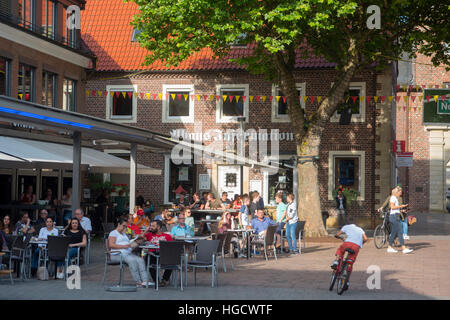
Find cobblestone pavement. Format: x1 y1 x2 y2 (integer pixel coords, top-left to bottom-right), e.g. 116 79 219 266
1 212 449 300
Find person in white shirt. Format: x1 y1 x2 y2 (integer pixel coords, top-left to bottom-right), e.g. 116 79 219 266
285 193 299 255
330 217 368 289
75 209 92 234
108 217 152 287
31 217 58 276
387 188 413 254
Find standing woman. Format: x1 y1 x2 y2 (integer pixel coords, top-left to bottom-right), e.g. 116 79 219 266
285 193 299 255
387 188 413 254
108 217 150 287
59 218 87 279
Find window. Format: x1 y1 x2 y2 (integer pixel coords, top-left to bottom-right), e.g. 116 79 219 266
271 83 306 122
0 57 11 96
216 84 249 123
61 5 77 48
42 71 57 107
330 82 366 123
18 0 36 31
41 0 57 40
63 78 76 111
106 85 137 123
328 151 365 201
131 29 142 42
162 84 194 123
18 63 35 102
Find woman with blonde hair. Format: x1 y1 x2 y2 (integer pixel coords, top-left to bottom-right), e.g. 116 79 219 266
387 187 413 254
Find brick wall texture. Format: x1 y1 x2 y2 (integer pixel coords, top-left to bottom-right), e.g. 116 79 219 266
395 54 450 212
84 68 378 216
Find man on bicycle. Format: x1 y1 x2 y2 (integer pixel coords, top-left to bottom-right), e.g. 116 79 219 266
330 217 368 284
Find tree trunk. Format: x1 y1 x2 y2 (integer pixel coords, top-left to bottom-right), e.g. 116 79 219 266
274 40 360 237
297 138 328 237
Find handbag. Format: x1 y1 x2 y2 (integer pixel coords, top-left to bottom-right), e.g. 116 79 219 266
37 266 49 280
407 215 417 226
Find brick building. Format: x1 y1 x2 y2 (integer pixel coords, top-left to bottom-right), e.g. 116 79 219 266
396 53 450 213
81 0 395 226
0 0 94 205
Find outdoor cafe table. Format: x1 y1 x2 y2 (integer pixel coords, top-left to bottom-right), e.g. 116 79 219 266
28 239 49 280
226 229 255 260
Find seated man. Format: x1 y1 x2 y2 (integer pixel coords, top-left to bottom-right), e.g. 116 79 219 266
144 220 173 287
143 200 155 216
250 209 277 239
170 213 194 237
205 192 225 210
75 209 92 235
172 192 189 209
15 212 36 235
133 209 150 229
36 209 49 226
221 192 232 209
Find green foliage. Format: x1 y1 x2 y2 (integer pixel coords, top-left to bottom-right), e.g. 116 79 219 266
332 187 360 207
127 0 450 137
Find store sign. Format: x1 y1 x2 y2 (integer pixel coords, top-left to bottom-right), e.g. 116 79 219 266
393 140 406 153
198 173 210 190
396 152 413 167
178 167 189 181
437 99 450 115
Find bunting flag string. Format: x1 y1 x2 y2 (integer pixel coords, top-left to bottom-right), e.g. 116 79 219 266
86 90 449 110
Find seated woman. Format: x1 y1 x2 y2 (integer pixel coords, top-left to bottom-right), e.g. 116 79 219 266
108 217 151 287
31 217 59 276
0 215 14 236
218 211 240 257
218 211 235 234
58 218 87 279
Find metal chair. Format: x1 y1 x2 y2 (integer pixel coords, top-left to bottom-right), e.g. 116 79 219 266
102 223 115 239
86 233 91 264
101 238 128 286
296 221 306 254
187 239 220 288
148 241 185 291
251 225 278 261
209 223 219 238
47 236 71 280
216 232 234 272
8 235 29 280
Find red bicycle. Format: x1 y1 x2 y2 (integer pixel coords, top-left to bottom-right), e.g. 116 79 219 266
329 237 355 295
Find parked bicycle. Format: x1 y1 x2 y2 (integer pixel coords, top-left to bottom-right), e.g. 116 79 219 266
373 209 391 249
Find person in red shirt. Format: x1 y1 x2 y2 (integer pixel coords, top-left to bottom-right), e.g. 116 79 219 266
126 214 142 236
232 194 242 210
144 220 173 287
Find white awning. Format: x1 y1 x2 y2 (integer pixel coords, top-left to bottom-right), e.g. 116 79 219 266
0 136 161 175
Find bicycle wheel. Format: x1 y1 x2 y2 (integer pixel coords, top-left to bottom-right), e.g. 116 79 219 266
329 271 337 291
373 224 386 249
337 264 350 295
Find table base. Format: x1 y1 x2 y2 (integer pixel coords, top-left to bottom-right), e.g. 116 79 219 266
105 285 137 292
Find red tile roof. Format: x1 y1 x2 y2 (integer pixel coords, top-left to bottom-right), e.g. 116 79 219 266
81 0 335 72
